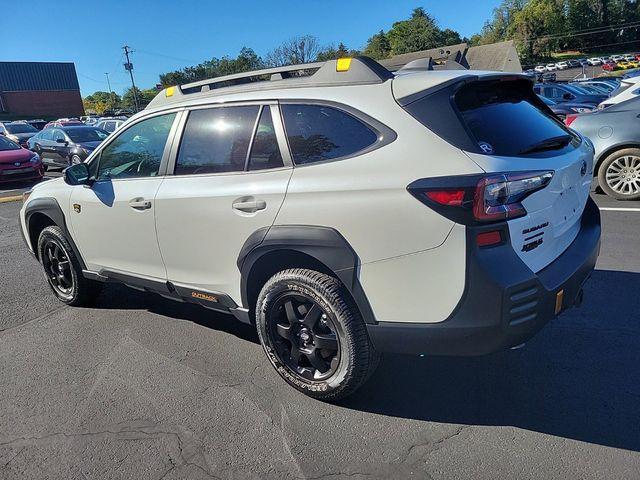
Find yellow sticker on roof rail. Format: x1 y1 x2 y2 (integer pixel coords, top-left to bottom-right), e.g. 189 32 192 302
165 86 175 97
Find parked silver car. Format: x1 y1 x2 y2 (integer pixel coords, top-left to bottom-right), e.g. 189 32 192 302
568 97 640 200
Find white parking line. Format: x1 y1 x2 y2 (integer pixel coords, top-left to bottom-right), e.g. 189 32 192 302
599 207 640 212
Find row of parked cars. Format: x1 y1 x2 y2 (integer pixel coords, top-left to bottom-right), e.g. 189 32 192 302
532 53 640 73
536 74 640 200
0 115 127 184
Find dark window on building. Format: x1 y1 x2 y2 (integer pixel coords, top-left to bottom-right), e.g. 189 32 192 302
176 106 259 175
248 106 283 171
281 104 378 165
97 113 176 180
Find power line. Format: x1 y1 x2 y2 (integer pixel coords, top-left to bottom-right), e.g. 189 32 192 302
520 21 640 43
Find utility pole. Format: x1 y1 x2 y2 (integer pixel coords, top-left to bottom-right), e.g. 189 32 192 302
122 45 139 112
104 72 112 94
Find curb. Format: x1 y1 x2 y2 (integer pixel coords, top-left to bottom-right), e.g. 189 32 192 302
0 195 23 204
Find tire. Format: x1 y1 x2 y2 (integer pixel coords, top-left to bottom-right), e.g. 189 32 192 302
42 163 48 172
37 225 102 306
597 148 640 200
70 155 82 165
256 268 379 401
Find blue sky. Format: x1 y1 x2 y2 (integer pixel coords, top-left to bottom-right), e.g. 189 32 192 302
1 0 501 96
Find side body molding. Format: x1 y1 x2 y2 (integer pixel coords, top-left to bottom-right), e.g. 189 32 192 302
23 197 87 270
238 225 377 325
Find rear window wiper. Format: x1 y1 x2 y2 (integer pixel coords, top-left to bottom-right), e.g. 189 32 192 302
518 135 572 155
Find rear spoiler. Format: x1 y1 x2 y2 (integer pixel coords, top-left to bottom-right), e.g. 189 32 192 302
393 72 532 107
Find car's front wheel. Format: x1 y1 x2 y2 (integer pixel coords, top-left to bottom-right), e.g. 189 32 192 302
256 268 379 401
37 226 101 306
598 148 640 200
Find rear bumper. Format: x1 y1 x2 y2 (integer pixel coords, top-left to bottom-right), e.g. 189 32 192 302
367 197 601 356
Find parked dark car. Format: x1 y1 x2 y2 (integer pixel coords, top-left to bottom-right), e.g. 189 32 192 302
26 119 48 131
534 83 607 106
0 121 39 148
538 95 595 120
27 126 108 170
567 96 640 200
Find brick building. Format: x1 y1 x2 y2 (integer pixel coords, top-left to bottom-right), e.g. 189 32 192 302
0 62 84 119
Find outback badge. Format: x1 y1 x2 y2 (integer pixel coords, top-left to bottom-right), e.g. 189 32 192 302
73 204 81 213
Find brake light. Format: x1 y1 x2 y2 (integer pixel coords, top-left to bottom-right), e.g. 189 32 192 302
408 171 554 225
425 190 465 206
565 114 578 126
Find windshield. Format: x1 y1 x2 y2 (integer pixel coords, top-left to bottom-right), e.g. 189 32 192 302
65 128 109 143
0 136 21 151
5 123 38 134
564 84 591 95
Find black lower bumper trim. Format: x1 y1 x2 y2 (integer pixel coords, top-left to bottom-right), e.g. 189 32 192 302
367 197 601 356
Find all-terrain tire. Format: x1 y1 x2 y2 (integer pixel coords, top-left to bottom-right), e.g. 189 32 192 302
256 268 380 401
37 225 102 306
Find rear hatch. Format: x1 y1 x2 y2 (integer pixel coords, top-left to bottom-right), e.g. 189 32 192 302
399 74 593 273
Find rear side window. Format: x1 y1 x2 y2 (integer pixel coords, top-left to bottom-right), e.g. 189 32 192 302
455 80 575 156
281 104 378 165
176 106 259 175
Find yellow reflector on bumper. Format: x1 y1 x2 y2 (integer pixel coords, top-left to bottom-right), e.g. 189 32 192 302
165 86 175 97
336 58 352 72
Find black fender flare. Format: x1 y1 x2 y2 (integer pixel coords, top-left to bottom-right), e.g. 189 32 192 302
24 197 87 270
237 225 377 325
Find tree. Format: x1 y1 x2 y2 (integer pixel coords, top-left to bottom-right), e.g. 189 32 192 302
316 42 359 61
122 87 157 109
363 30 392 59
82 91 121 115
386 7 461 55
470 0 526 46
159 48 264 87
508 0 565 63
264 35 322 66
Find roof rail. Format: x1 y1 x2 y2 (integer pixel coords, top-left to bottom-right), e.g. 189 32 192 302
147 56 393 109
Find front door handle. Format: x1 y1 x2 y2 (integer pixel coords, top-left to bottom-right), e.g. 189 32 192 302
129 198 152 210
232 198 266 213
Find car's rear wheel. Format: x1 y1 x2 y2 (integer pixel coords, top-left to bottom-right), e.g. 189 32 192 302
37 226 101 306
256 269 379 401
598 148 640 200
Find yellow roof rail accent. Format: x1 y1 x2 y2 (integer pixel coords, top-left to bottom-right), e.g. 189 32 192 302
165 86 175 97
336 58 352 72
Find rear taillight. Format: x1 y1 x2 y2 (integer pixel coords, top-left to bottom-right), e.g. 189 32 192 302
407 171 554 225
565 114 578 126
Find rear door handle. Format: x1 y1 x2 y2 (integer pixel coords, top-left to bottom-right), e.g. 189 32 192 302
232 198 266 213
129 198 152 210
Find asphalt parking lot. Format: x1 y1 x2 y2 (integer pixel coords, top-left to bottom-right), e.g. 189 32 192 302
0 194 639 479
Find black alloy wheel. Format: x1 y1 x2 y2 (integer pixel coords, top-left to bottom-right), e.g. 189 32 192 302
256 268 380 400
267 292 340 381
41 239 74 300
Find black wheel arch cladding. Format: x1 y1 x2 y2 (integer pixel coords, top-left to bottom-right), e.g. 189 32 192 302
238 225 377 325
24 197 87 270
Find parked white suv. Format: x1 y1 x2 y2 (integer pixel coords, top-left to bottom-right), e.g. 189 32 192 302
19 57 601 400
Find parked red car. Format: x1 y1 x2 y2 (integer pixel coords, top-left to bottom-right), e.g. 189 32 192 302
602 61 618 71
0 136 44 183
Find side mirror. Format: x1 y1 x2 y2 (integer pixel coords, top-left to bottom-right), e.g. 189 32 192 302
56 138 68 145
64 162 92 186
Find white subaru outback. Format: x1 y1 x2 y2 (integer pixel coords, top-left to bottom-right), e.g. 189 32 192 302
20 57 601 400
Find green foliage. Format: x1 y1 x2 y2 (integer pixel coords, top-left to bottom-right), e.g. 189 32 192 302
363 30 392 59
159 47 264 87
82 91 120 115
386 7 462 55
316 43 359 62
121 87 157 109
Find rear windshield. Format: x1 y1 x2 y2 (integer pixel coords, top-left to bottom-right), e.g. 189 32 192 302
5 123 37 134
454 80 575 156
65 128 108 143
